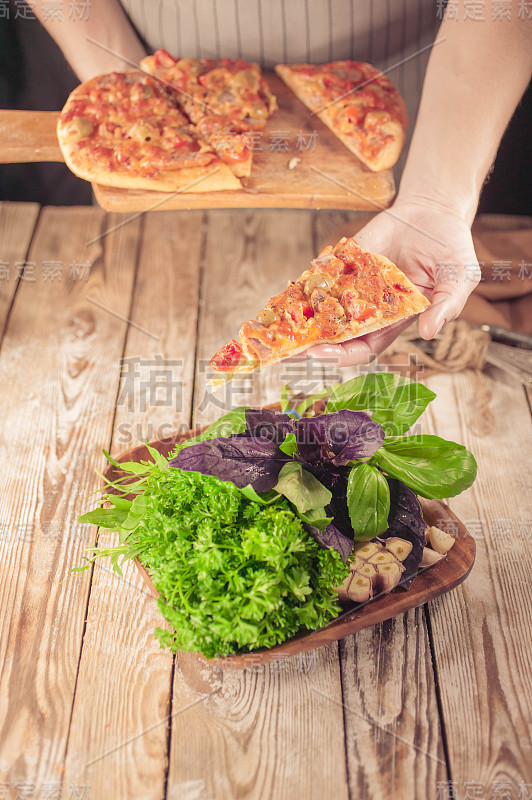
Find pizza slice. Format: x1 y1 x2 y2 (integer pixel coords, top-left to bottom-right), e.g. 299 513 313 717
208 237 429 389
275 61 408 172
141 51 277 178
57 71 241 192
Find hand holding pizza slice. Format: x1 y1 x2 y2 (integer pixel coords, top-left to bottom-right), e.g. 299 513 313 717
208 236 430 389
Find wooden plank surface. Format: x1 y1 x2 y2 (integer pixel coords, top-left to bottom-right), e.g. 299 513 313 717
0 201 40 332
62 211 205 798
423 367 532 796
166 209 350 800
0 110 63 162
0 207 140 793
311 210 447 800
0 202 530 800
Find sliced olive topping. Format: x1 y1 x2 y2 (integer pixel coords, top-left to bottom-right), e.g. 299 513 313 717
304 273 332 295
256 308 279 327
62 116 93 143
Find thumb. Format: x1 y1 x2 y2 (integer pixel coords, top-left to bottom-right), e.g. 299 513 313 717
352 211 396 254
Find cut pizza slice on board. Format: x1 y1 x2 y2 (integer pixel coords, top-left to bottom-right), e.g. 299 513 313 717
57 70 241 192
208 237 430 390
275 61 408 172
141 51 278 178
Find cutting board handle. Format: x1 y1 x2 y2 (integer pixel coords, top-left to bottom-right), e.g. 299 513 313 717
0 110 63 163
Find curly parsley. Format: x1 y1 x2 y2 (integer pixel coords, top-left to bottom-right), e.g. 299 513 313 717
76 462 347 658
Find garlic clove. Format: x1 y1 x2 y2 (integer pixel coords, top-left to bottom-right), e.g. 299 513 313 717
353 541 381 560
335 573 354 602
420 547 446 567
429 525 456 554
368 550 398 567
384 537 413 562
356 563 377 581
347 575 372 603
375 562 403 593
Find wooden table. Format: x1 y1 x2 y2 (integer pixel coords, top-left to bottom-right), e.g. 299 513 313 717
0 202 530 800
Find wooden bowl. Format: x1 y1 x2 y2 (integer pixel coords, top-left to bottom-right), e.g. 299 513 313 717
104 426 475 668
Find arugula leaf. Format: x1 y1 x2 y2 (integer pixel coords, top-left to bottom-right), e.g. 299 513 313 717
279 431 299 457
280 384 290 412
181 407 249 447
274 462 332 514
294 506 333 531
346 462 390 540
239 486 280 505
295 389 331 417
145 442 170 471
373 434 477 499
78 503 131 528
326 373 436 435
102 449 122 468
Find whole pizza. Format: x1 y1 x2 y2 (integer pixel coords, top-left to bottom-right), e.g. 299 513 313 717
56 70 241 192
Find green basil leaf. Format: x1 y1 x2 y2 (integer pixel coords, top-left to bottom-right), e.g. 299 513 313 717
274 462 332 514
373 434 477 499
326 373 436 435
296 389 331 417
346 463 390 540
239 486 281 505
295 506 333 531
279 431 299 457
280 384 290 413
181 407 249 447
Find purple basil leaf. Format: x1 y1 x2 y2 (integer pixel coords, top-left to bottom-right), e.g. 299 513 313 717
294 411 384 467
317 469 353 539
375 478 426 588
244 409 294 443
170 436 289 492
308 522 354 561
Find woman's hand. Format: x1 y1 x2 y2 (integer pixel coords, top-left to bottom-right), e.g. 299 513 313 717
305 199 481 367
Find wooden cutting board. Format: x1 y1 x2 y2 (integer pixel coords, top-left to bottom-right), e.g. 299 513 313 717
103 431 475 669
0 76 395 211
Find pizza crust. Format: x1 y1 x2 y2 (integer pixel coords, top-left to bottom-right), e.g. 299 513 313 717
274 63 407 172
58 138 241 192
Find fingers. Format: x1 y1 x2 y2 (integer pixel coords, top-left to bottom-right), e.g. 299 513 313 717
305 339 375 368
306 318 414 367
418 264 481 340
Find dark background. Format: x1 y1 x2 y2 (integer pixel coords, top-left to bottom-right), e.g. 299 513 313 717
1 12 530 213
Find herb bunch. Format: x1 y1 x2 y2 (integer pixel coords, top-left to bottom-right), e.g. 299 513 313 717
76 450 347 657
75 373 477 658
